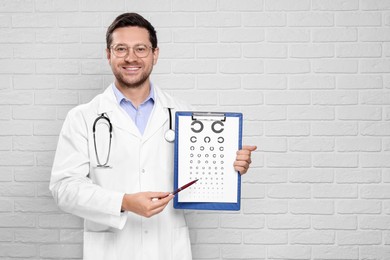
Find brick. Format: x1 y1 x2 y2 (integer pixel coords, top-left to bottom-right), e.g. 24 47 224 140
34 121 63 135
361 0 390 10
36 151 55 166
0 152 34 166
267 184 311 199
360 91 390 105
12 13 56 28
150 13 195 28
312 246 358 259
243 169 287 183
153 75 195 90
159 43 194 59
35 0 79 12
15 229 58 243
194 229 241 244
290 44 334 58
185 213 219 229
36 28 79 43
312 122 358 136
336 138 381 152
337 43 382 58
312 0 359 10
197 13 240 27
288 13 334 27
0 60 35 74
13 136 58 151
289 106 335 120
59 44 103 59
37 183 51 197
197 44 241 58
337 75 382 89
243 43 287 58
338 106 382 121
39 214 83 228
360 247 390 260
253 137 286 152
36 60 79 74
336 169 381 184
265 122 310 136
289 138 334 152
221 245 266 259
243 75 287 90
267 216 311 229
173 29 218 43
266 91 310 105
172 60 217 74
0 29 35 43
337 200 381 214
0 229 13 241
0 106 10 120
0 137 11 151
0 215 35 227
361 59 390 73
220 60 264 74
243 199 287 214
313 216 357 230
266 0 310 11
197 75 240 90
290 230 335 245
360 216 390 230
80 28 105 43
361 122 390 136
241 183 265 198
13 106 57 120
267 28 310 43
313 184 358 198
0 200 12 212
290 75 335 90
266 60 310 74
313 59 358 73
0 243 37 258
0 90 32 105
336 13 381 26
220 214 265 229
14 199 59 213
0 167 13 181
220 91 262 106
0 75 11 90
313 153 358 168
13 75 57 89
35 91 79 105
289 169 334 183
219 0 263 11
338 231 381 245
40 244 82 258
313 28 357 42
0 183 35 197
191 245 220 259
0 0 34 12
244 230 287 244
290 200 334 215
0 15 10 27
60 229 83 243
312 91 358 105
242 13 286 27
220 28 265 42
79 0 124 11
362 152 390 168
0 121 32 136
243 121 263 136
174 0 216 12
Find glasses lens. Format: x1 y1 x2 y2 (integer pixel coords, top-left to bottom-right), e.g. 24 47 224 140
112 44 151 58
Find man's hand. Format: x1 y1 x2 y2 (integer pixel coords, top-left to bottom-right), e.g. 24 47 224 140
234 145 257 175
121 192 173 218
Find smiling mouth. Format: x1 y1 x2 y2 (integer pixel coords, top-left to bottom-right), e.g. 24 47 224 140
123 66 141 71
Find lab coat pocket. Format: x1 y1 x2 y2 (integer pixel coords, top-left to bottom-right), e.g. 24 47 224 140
172 226 192 260
84 231 117 260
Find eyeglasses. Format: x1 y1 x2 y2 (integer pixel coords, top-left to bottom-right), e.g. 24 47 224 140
110 44 154 58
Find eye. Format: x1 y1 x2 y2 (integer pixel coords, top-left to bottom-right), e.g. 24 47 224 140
114 45 127 52
135 45 147 53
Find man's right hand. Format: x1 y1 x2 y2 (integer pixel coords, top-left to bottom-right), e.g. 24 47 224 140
121 192 174 218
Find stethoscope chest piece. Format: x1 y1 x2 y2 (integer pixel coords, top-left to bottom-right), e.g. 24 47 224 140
165 129 175 143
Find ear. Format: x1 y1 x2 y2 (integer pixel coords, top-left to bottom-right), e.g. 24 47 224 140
152 47 159 65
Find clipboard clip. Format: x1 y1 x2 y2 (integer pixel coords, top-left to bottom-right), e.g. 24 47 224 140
191 112 226 122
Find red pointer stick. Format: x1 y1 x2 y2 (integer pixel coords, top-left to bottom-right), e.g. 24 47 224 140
171 179 199 195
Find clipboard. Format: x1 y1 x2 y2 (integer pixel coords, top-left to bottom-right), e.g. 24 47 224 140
173 111 243 211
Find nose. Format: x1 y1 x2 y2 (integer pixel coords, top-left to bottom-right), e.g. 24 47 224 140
124 47 138 61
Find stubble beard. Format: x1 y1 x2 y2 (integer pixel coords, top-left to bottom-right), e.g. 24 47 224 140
113 64 153 90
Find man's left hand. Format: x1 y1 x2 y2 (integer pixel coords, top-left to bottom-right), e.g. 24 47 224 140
234 145 257 175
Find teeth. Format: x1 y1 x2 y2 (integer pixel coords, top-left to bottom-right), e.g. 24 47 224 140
124 67 139 71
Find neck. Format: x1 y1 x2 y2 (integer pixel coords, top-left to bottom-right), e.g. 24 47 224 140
115 79 151 108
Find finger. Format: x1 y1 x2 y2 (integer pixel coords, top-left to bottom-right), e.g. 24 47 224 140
242 145 257 151
149 192 170 200
235 154 252 163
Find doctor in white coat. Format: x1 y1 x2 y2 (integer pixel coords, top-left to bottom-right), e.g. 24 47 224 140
50 13 256 260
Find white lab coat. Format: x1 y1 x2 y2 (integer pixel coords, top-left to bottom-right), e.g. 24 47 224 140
50 84 192 260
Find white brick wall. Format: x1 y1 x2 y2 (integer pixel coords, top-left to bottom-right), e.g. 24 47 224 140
0 0 389 259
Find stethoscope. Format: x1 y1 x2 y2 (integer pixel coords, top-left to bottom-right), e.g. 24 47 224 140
93 107 175 167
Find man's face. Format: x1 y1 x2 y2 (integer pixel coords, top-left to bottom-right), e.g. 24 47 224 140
107 26 159 90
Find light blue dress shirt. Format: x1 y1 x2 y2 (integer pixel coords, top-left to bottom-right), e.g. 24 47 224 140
112 84 155 135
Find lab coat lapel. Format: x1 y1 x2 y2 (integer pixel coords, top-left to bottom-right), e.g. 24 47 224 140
97 86 141 138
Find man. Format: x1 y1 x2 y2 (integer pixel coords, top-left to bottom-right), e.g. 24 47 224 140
50 12 256 260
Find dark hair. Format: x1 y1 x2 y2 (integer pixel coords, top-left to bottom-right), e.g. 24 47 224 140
106 13 157 49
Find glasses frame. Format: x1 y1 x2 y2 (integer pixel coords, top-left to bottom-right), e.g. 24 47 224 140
110 44 154 58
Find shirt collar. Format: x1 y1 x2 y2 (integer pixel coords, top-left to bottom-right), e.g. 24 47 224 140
112 83 155 107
